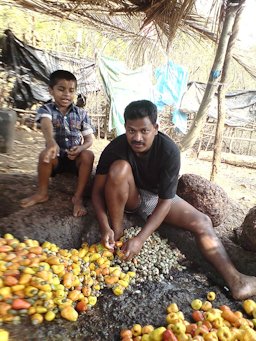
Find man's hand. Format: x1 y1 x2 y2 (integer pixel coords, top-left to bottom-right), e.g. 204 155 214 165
121 236 144 261
67 146 82 160
101 228 115 251
43 141 59 163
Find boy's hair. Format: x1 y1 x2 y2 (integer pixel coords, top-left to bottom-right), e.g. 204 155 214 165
124 100 157 125
49 70 77 88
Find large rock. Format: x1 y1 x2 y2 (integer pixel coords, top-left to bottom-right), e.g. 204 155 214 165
239 206 256 251
177 173 229 227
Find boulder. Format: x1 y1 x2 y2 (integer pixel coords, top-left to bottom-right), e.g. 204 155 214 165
239 206 256 251
177 173 229 227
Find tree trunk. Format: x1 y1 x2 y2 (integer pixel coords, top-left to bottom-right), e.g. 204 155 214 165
211 0 246 182
180 2 240 152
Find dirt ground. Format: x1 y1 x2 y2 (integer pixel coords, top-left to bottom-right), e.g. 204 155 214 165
0 125 256 341
1 124 255 214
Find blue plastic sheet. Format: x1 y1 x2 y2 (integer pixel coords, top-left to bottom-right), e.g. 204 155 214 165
154 60 189 133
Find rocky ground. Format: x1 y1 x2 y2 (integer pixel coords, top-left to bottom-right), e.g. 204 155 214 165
0 125 256 341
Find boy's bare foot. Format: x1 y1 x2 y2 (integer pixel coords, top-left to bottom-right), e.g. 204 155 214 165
230 274 256 300
20 194 49 208
72 196 87 217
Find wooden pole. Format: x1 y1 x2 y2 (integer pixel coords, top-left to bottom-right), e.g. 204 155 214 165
210 0 246 182
180 2 239 152
31 16 36 47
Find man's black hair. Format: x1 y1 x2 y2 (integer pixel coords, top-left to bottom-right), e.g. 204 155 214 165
124 100 157 125
49 70 77 88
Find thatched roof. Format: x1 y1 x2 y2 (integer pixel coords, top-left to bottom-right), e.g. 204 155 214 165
2 0 256 80
4 0 219 46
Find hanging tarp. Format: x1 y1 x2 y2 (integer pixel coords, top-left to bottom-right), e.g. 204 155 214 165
1 30 100 108
98 56 155 136
155 60 188 111
180 82 256 128
98 56 190 135
154 60 189 133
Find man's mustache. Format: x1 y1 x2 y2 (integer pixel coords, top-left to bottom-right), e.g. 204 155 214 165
131 141 144 145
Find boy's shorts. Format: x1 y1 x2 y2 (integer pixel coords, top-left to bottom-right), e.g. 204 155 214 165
125 189 181 221
51 155 78 177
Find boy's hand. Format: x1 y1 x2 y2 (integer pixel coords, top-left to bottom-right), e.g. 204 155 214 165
44 141 59 163
121 236 144 261
67 146 81 160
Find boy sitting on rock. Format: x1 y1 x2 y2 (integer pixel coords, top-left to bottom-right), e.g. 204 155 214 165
20 70 94 217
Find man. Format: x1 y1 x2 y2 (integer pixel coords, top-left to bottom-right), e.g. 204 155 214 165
92 99 256 300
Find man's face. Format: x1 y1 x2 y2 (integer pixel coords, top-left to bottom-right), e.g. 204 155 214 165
125 116 158 155
49 79 76 111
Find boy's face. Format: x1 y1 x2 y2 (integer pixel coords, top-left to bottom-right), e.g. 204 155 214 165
49 79 77 111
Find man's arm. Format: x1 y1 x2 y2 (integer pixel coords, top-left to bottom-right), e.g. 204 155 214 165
91 174 115 249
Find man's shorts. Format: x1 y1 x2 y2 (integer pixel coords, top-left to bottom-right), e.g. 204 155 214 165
126 189 181 220
51 155 78 177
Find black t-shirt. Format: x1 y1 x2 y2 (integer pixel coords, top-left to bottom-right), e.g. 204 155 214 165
96 132 180 199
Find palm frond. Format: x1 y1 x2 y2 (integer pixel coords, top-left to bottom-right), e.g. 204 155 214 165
3 0 220 45
2 0 255 80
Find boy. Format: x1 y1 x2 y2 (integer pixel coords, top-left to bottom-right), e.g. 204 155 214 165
92 99 256 300
20 70 94 217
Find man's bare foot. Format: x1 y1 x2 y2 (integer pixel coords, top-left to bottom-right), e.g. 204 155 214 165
20 193 49 208
72 196 87 217
230 274 256 300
